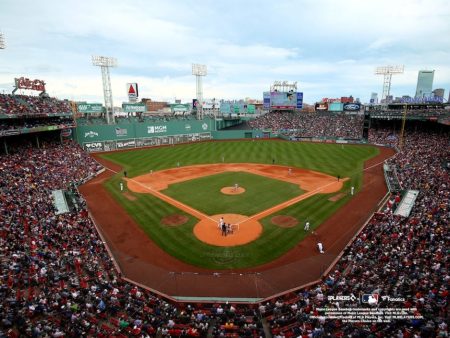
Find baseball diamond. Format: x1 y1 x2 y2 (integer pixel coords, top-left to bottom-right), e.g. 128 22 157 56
78 140 393 298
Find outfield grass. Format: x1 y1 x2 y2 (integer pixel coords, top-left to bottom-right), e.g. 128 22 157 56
101 140 379 269
162 171 304 216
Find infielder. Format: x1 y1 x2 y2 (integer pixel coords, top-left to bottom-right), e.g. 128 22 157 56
120 182 124 191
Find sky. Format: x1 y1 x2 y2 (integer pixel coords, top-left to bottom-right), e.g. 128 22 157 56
0 0 449 104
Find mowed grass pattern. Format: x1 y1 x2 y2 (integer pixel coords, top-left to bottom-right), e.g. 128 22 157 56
162 171 304 216
101 140 379 269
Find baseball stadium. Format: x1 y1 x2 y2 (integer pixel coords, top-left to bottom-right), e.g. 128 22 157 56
1 9 449 338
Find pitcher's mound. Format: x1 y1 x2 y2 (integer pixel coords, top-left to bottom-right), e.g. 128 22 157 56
271 215 298 228
221 187 246 195
194 214 262 247
162 214 189 227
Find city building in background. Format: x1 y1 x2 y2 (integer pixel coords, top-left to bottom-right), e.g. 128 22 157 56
141 98 169 112
415 70 434 98
370 92 378 104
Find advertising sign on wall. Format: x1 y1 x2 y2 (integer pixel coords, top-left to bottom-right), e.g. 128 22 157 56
263 92 271 109
122 103 146 112
343 103 361 111
78 103 104 114
127 83 138 102
315 103 329 111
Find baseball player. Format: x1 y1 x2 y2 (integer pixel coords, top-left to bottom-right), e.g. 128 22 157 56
234 183 238 192
317 242 324 254
304 221 310 231
351 186 355 195
120 182 124 191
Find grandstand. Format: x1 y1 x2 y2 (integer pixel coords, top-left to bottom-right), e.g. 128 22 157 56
0 91 449 337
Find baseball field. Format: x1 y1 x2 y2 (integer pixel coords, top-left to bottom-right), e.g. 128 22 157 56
96 140 379 270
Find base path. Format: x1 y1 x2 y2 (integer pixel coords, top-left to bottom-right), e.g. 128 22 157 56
80 142 395 300
126 163 345 246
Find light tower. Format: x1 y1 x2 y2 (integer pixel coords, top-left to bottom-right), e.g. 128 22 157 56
92 55 117 124
192 63 207 119
375 65 404 103
0 32 5 49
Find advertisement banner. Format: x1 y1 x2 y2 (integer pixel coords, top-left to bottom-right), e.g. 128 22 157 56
343 103 361 111
263 92 271 109
247 104 255 114
296 92 303 109
116 139 136 149
315 103 329 111
77 103 104 114
171 104 190 113
115 127 128 137
61 129 72 138
147 125 168 134
122 103 146 112
84 142 104 152
220 103 231 114
329 102 343 112
127 83 138 102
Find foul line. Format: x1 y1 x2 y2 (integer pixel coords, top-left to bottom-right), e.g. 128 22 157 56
101 154 393 227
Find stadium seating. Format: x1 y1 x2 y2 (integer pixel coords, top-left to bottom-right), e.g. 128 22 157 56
0 126 448 337
0 94 71 115
248 111 364 139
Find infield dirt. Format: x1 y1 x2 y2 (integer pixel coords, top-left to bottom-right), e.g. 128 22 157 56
79 143 394 299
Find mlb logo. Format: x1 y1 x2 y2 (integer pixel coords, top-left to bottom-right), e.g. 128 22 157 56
361 293 379 305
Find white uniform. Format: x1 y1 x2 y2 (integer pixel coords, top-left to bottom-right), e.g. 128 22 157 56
351 186 355 195
304 221 310 231
317 242 324 254
120 182 124 191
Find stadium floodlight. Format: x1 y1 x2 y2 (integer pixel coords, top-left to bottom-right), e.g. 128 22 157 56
375 65 404 102
192 63 207 119
92 55 117 67
270 81 298 92
192 63 207 76
0 32 5 49
92 55 118 124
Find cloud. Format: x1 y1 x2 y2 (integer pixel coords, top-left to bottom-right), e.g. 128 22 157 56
0 0 449 103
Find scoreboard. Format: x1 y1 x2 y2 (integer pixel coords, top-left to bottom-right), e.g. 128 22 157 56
263 91 303 110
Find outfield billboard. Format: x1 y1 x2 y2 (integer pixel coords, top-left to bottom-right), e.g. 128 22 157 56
263 92 271 109
77 103 104 114
315 103 329 111
343 103 361 111
329 102 343 112
122 103 146 113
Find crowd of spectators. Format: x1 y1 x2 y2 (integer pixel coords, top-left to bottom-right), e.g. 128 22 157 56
248 112 364 139
0 127 448 337
367 107 449 118
0 94 71 116
262 129 449 337
0 140 265 337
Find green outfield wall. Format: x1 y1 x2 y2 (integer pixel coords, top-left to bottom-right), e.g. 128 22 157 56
75 118 272 152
